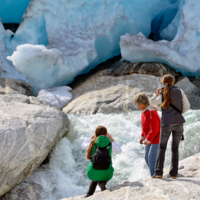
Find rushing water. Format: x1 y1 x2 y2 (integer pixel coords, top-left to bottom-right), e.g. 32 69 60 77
27 110 200 200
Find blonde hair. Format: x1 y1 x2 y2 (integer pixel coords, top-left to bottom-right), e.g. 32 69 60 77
86 126 108 160
161 74 175 109
134 93 149 105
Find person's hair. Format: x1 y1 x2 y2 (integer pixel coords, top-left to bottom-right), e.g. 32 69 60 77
86 126 108 160
134 93 149 105
161 74 175 109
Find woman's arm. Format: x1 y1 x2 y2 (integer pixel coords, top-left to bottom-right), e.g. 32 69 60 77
180 89 190 114
112 141 122 154
81 138 91 150
107 133 122 154
149 93 162 106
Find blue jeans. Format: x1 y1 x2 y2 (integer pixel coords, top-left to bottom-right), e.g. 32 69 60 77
145 144 159 176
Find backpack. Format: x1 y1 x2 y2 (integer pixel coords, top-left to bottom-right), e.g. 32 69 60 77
92 142 111 170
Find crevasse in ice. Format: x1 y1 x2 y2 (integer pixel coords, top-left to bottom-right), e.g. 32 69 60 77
5 0 180 94
120 0 200 76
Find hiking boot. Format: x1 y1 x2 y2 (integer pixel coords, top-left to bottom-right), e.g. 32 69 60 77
152 174 163 178
84 194 92 198
98 181 107 191
171 176 177 179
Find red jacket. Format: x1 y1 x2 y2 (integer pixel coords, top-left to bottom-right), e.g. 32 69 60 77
141 106 161 144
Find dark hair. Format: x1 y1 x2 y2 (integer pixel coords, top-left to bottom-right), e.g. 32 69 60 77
161 74 175 109
86 126 107 160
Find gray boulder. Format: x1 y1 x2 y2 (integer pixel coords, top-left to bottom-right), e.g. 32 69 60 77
189 76 200 89
62 153 200 200
69 59 178 89
0 94 70 196
64 70 199 115
63 74 162 115
175 77 200 95
175 77 200 109
0 78 32 96
102 61 178 78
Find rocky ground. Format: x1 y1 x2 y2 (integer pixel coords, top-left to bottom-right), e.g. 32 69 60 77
63 57 200 115
0 79 70 197
62 152 200 200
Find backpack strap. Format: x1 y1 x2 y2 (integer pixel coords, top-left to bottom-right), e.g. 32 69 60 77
169 103 182 114
95 142 111 150
161 89 182 114
106 142 112 149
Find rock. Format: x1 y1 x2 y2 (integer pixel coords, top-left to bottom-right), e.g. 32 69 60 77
91 61 178 79
175 77 200 95
1 182 42 200
69 59 178 89
65 67 199 115
37 86 73 109
61 153 200 200
0 78 32 96
188 76 200 90
63 74 162 115
65 59 182 115
111 61 177 77
0 94 70 196
175 77 200 109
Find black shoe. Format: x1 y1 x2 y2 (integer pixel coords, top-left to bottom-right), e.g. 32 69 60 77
98 181 107 191
85 181 98 198
84 194 92 198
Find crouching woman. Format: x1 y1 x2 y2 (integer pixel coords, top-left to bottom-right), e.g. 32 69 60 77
81 126 122 198
134 93 161 177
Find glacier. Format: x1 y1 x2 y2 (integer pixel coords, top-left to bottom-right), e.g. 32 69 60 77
0 21 27 82
4 0 180 94
0 0 31 23
120 0 200 76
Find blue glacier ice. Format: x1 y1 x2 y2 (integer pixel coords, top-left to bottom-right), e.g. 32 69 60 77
5 0 180 94
0 0 31 23
0 20 27 81
120 0 200 76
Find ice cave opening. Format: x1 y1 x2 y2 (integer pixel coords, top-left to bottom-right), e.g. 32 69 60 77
149 5 179 41
2 23 19 33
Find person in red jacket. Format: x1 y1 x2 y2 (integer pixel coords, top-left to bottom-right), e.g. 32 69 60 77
134 93 161 176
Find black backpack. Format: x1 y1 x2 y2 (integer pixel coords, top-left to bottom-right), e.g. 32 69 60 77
92 142 111 170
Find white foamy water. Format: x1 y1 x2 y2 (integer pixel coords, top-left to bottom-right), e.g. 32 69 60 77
27 110 200 200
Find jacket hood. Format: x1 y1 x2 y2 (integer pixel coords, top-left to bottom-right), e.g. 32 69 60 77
94 135 111 148
143 104 161 113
